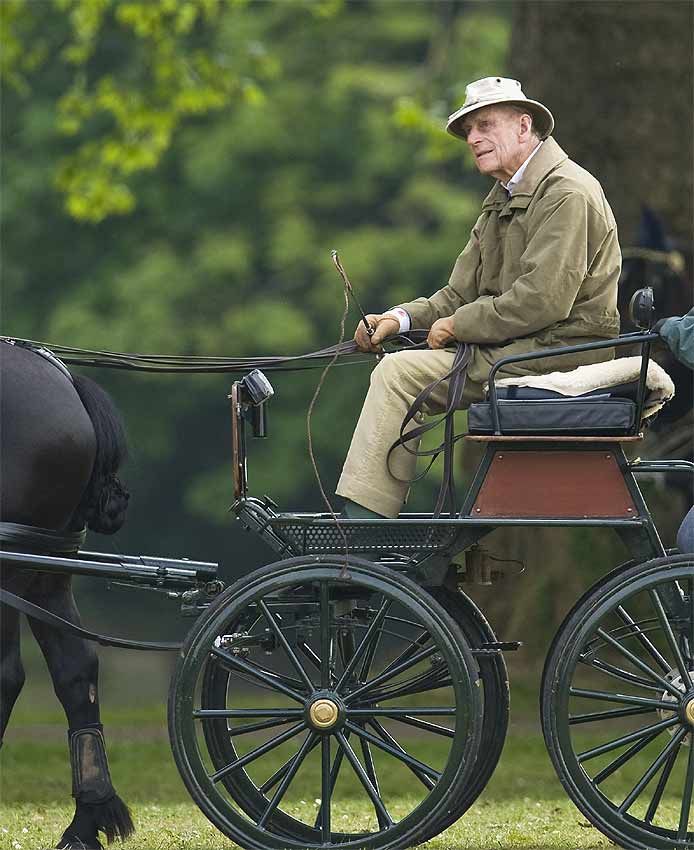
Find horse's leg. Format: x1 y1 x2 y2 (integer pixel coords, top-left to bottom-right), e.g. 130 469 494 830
0 567 35 743
27 573 134 849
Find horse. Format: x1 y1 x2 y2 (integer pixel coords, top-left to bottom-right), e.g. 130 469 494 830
0 340 133 850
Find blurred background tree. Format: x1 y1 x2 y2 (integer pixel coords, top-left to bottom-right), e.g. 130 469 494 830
1 0 691 665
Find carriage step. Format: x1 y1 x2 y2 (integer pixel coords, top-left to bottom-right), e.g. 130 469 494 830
471 641 522 656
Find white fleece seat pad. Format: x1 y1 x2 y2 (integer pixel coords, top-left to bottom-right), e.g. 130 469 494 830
491 356 675 420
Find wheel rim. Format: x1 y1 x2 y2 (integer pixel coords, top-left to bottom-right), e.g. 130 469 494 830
170 559 482 850
420 587 509 840
546 557 694 849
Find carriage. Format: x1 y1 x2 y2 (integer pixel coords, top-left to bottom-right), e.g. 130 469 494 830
1 290 693 850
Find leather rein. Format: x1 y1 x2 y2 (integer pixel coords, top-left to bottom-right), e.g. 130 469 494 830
0 330 470 646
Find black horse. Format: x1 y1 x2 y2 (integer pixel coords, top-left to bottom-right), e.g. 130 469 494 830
0 341 132 849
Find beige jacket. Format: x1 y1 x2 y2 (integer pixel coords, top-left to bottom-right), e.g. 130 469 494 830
398 137 621 384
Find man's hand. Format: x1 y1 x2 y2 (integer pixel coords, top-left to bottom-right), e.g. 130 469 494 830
427 316 456 349
354 314 399 352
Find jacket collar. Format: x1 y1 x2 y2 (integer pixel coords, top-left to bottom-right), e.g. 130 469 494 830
481 137 568 212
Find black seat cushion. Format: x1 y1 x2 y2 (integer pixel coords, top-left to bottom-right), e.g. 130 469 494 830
492 380 639 402
467 398 637 436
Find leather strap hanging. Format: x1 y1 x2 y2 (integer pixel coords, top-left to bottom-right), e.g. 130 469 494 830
0 588 182 651
386 341 472 518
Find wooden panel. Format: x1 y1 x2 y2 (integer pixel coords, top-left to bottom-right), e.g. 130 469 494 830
470 450 638 518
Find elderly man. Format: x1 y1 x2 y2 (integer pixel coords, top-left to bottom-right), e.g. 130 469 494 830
337 76 621 519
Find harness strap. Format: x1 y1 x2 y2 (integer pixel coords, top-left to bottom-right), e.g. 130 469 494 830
1 337 74 383
0 332 432 374
0 588 182 651
386 342 472 518
0 521 86 555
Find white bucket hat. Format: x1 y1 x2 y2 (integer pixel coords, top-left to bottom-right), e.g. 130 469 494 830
446 76 554 140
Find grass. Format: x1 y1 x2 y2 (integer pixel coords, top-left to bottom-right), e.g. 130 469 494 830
0 691 613 850
0 644 679 849
0 740 615 850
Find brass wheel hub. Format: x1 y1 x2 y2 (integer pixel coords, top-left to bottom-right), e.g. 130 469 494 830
309 698 339 729
685 699 694 727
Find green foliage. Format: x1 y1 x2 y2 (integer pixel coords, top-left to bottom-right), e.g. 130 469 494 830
393 8 510 164
2 0 281 221
1 0 513 588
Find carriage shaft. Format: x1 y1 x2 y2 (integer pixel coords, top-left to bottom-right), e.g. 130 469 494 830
0 548 217 589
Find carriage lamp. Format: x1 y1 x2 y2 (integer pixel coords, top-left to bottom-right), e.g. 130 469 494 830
628 286 655 330
239 369 273 438
240 369 274 406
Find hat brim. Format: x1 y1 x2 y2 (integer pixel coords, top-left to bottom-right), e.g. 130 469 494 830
446 97 554 141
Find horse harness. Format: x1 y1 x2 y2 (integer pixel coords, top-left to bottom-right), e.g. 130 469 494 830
1 335 74 383
0 332 472 645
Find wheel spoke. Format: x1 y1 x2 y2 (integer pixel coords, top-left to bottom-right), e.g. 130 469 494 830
210 721 306 783
259 600 315 691
320 735 331 841
320 582 331 688
382 713 455 737
578 715 680 763
336 731 393 827
678 733 694 839
359 606 386 682
210 647 305 703
194 707 304 719
378 629 432 679
367 719 436 790
345 644 440 703
258 732 317 828
645 742 680 824
569 705 656 726
314 732 349 830
298 639 338 688
344 720 441 780
259 735 324 794
363 666 451 704
649 587 693 690
569 687 679 711
336 598 391 690
595 628 683 699
297 640 323 672
593 726 665 784
616 605 671 673
225 717 297 736
211 654 307 692
578 654 664 692
689 578 694 662
619 727 688 813
349 708 456 717
358 726 389 829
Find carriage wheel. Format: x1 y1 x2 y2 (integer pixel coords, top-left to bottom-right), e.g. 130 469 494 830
168 556 483 850
542 554 694 850
419 587 509 840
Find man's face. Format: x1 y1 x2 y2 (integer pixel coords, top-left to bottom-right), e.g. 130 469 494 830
460 105 531 182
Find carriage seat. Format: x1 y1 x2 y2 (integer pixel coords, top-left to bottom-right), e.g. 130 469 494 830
467 356 675 437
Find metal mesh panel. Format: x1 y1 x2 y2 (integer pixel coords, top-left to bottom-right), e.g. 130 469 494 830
268 518 458 555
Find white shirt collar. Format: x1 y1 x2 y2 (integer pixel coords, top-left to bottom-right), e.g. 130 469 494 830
502 141 543 195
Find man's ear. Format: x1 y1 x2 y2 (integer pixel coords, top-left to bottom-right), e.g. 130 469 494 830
519 113 533 139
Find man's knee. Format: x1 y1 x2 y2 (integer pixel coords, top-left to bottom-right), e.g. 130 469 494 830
370 350 450 394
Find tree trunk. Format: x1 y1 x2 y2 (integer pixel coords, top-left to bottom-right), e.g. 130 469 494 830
462 2 693 667
509 0 693 244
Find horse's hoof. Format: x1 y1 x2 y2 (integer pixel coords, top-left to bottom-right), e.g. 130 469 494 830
55 835 104 850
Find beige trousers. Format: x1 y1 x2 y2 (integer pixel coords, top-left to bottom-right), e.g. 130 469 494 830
336 348 485 518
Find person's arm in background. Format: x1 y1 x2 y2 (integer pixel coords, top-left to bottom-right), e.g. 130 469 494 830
654 309 694 370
